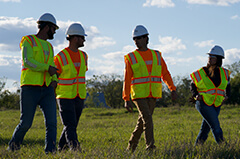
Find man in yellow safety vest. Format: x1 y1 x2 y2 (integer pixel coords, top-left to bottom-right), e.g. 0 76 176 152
123 25 177 152
8 13 59 153
54 23 88 152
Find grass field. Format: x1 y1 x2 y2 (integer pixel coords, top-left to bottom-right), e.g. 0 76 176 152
0 105 240 158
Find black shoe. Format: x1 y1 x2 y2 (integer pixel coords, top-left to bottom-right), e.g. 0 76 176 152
7 143 20 152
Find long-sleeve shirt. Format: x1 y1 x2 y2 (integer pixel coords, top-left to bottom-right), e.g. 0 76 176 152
21 36 58 82
122 49 176 101
190 66 231 98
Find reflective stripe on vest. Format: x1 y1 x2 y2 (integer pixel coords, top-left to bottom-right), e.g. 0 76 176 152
190 67 229 107
126 49 162 99
58 51 69 66
58 77 85 85
192 70 201 83
199 89 225 96
55 49 87 99
131 77 150 84
20 35 54 86
128 50 161 66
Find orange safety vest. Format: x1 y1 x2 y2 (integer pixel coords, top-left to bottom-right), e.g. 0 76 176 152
125 49 162 100
190 67 229 107
55 49 87 99
20 35 53 86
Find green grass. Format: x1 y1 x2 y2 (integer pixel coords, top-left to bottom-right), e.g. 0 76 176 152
0 105 240 158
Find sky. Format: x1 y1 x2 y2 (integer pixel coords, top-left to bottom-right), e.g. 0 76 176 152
0 0 240 91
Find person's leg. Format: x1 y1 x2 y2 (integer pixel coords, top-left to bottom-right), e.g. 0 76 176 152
195 100 223 144
127 114 144 152
71 97 84 151
128 98 155 152
57 98 79 150
195 119 211 145
8 86 39 151
145 98 156 150
39 86 57 153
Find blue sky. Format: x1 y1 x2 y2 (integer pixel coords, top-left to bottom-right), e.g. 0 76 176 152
0 0 240 91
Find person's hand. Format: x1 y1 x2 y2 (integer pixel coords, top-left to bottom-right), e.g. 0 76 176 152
171 90 177 101
125 101 133 113
223 96 228 102
48 66 58 76
50 81 58 89
196 95 203 101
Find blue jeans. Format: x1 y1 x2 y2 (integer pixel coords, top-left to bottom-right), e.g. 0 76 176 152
195 100 223 145
8 85 57 153
57 97 84 150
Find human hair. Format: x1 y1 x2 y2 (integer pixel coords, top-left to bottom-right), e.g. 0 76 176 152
38 22 53 30
66 35 75 41
207 55 223 77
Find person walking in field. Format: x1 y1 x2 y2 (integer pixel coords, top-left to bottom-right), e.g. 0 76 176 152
8 13 59 153
190 45 230 145
123 25 177 152
54 23 88 152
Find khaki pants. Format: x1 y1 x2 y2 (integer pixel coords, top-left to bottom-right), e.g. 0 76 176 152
127 98 156 151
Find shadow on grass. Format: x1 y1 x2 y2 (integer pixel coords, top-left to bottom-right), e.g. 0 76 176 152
0 137 45 146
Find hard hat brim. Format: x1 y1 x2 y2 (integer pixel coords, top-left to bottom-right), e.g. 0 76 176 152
37 20 59 30
206 53 224 59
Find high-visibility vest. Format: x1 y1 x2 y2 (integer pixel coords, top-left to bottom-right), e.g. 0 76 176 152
55 49 87 99
190 67 230 107
125 49 162 100
20 35 53 86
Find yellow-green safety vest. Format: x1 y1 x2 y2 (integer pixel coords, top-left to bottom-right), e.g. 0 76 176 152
20 35 54 86
125 49 162 100
190 67 230 107
55 49 87 99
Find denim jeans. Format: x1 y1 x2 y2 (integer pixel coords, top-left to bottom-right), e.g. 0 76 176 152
57 97 84 150
195 100 223 145
8 85 57 153
127 98 156 151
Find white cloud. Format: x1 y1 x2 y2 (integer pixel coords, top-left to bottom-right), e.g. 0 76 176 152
224 48 240 64
85 36 116 50
88 45 135 76
0 0 20 2
194 40 214 48
186 0 240 6
154 36 186 53
143 0 175 8
231 15 240 20
0 16 116 54
0 54 21 66
165 56 193 65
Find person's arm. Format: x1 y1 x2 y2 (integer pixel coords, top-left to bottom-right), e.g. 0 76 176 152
122 56 134 112
21 39 50 72
161 57 176 91
54 55 62 77
122 56 132 101
190 81 199 98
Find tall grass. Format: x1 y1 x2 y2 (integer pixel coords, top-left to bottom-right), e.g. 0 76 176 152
0 105 240 158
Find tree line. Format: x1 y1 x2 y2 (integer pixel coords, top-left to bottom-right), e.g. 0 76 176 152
0 61 239 110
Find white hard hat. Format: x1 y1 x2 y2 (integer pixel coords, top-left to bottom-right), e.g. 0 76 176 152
37 13 59 29
66 23 87 36
207 45 224 58
132 25 149 38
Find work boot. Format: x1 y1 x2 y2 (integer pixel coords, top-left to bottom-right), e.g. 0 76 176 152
126 143 137 153
7 142 20 152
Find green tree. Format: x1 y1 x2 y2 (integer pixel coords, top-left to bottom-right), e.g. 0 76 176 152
0 78 20 109
225 60 240 105
156 75 192 107
86 74 124 108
